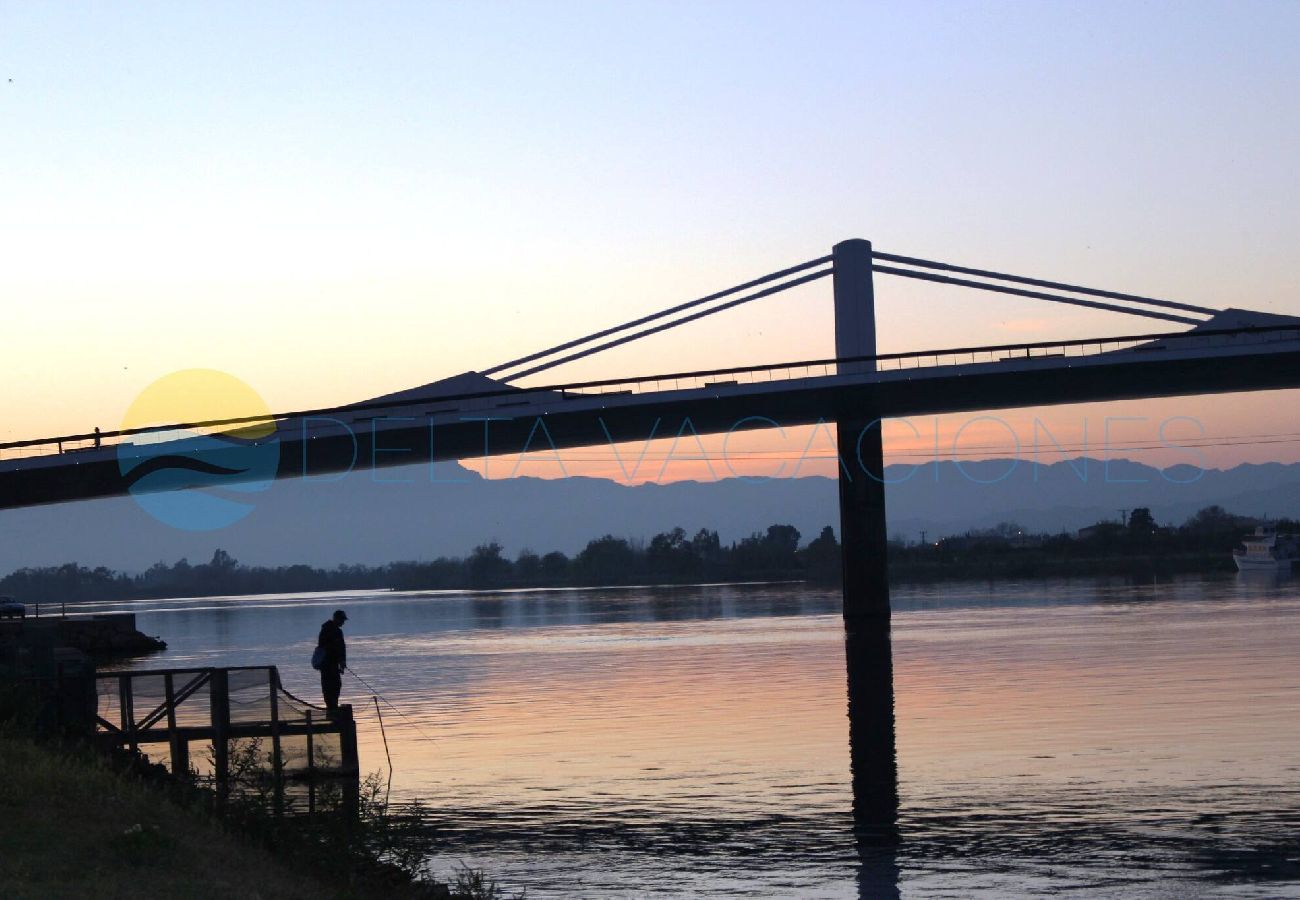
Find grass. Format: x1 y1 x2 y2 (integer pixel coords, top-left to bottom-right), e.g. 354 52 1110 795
0 732 519 900
0 732 330 899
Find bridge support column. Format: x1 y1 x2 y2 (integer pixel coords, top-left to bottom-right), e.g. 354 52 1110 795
833 239 890 622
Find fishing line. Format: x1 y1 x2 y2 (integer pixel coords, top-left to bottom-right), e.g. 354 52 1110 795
347 667 440 742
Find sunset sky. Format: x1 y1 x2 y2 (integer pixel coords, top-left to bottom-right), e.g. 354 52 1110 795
3 2 1299 482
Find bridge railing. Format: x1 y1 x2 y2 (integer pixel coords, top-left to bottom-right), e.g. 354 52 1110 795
0 426 255 463
0 435 103 463
534 324 1300 398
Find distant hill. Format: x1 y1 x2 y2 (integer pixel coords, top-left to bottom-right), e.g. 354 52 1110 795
2 457 1298 573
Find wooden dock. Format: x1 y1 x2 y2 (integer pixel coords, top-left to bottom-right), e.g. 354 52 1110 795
94 665 358 788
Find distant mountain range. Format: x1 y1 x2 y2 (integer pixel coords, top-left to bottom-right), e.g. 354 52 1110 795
2 457 1299 574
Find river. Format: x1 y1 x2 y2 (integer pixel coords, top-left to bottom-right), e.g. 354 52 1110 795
95 574 1300 898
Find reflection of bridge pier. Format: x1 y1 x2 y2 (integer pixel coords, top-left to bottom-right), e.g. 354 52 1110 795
846 621 900 897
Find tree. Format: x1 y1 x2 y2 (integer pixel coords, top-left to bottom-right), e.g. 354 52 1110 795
209 549 238 571
515 549 541 581
467 542 510 586
540 551 570 581
576 535 637 582
764 524 801 558
1185 505 1234 533
733 523 802 573
647 527 699 579
690 528 721 559
1128 507 1156 535
803 526 841 582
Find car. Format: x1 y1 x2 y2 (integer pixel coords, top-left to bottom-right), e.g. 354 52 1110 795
0 596 25 619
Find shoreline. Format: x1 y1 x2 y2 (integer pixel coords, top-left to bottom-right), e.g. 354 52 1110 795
16 553 1258 610
16 566 1275 628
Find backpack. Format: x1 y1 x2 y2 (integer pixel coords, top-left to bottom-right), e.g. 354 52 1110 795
311 645 326 671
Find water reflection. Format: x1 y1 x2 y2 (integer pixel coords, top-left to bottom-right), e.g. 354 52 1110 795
93 578 1300 897
845 606 900 900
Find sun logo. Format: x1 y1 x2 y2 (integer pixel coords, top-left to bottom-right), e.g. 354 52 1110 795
116 369 280 531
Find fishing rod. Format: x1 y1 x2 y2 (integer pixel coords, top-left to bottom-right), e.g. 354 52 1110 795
372 696 394 814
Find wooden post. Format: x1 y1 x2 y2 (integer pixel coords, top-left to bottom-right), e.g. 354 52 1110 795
164 674 189 777
268 669 284 815
118 674 136 754
209 668 230 784
338 704 359 775
305 709 315 779
833 238 891 622
338 704 360 821
54 661 65 732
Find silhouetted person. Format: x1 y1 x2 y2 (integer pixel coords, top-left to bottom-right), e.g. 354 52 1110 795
93 427 101 449
317 609 348 713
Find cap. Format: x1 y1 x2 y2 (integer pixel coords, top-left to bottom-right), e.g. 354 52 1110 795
333 609 348 621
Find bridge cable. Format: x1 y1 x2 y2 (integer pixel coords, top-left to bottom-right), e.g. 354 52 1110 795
500 267 833 381
872 264 1203 325
489 250 1210 382
483 255 832 380
872 251 1216 316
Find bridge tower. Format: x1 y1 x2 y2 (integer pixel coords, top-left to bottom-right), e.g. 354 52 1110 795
833 238 890 623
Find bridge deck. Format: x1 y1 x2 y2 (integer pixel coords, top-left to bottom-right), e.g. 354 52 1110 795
4 324 1300 510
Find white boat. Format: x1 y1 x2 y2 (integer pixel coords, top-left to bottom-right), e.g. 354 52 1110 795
1233 524 1299 572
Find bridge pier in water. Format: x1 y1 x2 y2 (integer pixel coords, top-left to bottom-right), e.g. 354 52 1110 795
834 241 900 894
833 238 891 622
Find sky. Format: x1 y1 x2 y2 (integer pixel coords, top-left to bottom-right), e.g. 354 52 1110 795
3 1 1299 481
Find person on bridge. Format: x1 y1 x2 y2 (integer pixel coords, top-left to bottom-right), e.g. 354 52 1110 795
317 609 348 714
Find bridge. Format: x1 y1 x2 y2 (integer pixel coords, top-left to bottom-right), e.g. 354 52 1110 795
4 238 1300 620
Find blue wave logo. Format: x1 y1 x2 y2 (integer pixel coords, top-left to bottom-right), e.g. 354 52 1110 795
117 370 280 531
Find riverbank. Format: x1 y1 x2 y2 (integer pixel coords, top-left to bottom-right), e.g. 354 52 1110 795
0 548 1251 609
0 733 333 899
0 613 165 659
0 732 512 899
886 549 1238 583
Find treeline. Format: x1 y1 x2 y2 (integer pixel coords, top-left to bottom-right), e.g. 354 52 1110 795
889 505 1283 579
0 505 1281 605
0 525 843 604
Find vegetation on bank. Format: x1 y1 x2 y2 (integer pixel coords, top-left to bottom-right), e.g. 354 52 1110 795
0 506 1282 604
0 733 313 899
0 524 838 602
0 726 514 900
0 674 507 898
890 505 1283 581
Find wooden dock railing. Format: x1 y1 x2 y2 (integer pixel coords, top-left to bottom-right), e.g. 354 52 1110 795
94 665 359 785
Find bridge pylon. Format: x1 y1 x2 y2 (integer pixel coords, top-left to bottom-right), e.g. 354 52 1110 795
833 239 891 623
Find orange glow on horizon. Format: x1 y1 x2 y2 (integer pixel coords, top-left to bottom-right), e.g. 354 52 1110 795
459 391 1300 483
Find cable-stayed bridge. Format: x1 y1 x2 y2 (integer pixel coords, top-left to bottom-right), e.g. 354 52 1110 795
4 238 1299 616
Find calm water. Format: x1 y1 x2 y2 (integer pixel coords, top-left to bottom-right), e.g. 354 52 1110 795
96 575 1300 898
